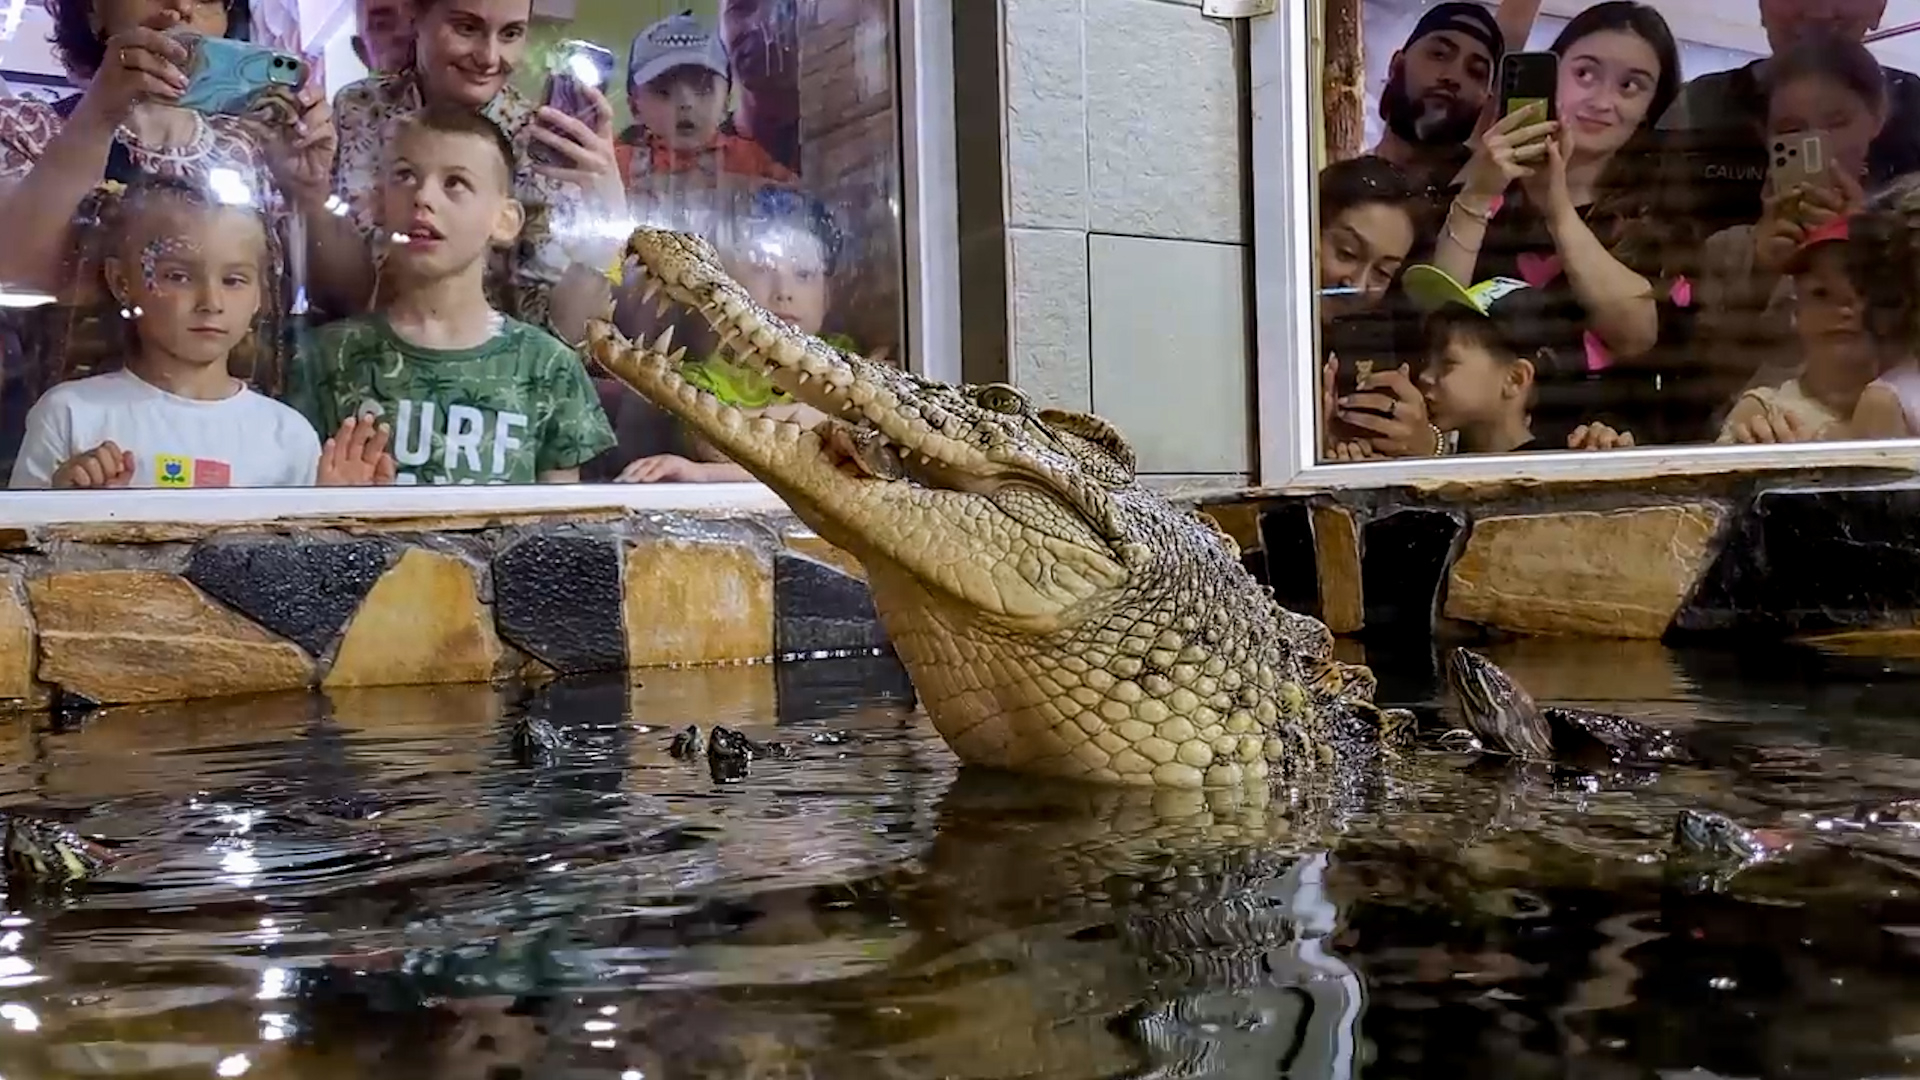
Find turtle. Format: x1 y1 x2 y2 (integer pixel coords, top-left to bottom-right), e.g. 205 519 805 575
509 714 568 766
1443 648 1696 768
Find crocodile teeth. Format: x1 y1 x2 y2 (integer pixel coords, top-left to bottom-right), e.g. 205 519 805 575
652 324 676 353
641 279 661 303
655 295 672 317
667 346 688 364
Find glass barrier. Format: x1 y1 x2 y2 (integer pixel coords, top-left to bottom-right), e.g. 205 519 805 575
1311 0 1920 465
0 0 904 491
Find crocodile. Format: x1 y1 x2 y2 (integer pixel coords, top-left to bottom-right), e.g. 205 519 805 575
585 227 1409 788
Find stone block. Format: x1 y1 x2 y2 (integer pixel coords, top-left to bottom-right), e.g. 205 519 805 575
323 549 502 689
1004 0 1088 229
776 654 915 724
1311 504 1364 635
1360 509 1463 637
1084 0 1243 243
775 553 890 657
1087 234 1249 474
1677 486 1920 634
1258 502 1320 618
29 571 313 704
782 528 866 581
1009 228 1092 412
184 536 399 656
492 530 625 674
1447 506 1723 639
624 540 774 666
0 572 32 701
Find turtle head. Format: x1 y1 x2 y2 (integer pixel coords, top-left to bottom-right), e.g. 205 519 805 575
3 815 113 886
1672 809 1770 864
1444 649 1554 761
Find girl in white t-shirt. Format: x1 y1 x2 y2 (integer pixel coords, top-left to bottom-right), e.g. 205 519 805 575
9 176 394 490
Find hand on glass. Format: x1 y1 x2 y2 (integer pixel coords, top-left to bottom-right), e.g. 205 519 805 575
616 454 718 483
316 416 397 486
52 442 133 489
1726 402 1820 444
1460 101 1557 201
1334 365 1438 457
1567 421 1636 450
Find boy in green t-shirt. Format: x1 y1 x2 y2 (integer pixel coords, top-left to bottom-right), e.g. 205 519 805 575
288 104 614 485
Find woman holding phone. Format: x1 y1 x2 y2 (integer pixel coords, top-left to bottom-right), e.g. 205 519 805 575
1430 1 1688 444
329 0 628 341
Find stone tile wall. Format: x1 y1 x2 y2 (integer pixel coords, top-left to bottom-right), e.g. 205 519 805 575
0 511 889 710
998 0 1252 479
1207 470 1920 645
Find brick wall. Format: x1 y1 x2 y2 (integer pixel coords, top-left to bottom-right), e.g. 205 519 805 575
799 0 904 363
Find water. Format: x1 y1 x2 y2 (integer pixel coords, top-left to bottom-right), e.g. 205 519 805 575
4 642 1920 1078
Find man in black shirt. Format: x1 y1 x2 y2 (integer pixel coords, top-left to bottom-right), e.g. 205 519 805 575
1369 2 1507 197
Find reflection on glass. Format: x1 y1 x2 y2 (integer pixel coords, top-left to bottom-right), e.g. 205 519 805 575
0 0 904 490
1314 0 1920 463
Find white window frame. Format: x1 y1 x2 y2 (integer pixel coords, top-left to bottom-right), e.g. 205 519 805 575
0 0 959 528
1249 3 1920 490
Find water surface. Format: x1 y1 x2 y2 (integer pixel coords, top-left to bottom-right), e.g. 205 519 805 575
2 642 1920 1078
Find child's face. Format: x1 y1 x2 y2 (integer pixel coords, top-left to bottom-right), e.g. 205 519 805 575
635 66 729 151
726 228 830 336
1795 242 1875 374
1769 73 1884 180
1418 325 1527 432
108 202 266 368
378 126 522 278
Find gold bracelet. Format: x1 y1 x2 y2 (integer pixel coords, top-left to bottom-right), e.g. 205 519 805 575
1451 195 1494 223
1431 424 1450 456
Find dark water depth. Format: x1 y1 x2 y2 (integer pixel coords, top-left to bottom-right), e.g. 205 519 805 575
0 641 1919 1078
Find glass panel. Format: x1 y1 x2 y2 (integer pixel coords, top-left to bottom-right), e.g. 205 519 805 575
0 0 905 490
1312 0 1920 464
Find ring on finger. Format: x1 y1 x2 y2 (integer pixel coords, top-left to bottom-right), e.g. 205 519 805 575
1387 398 1397 420
119 47 133 69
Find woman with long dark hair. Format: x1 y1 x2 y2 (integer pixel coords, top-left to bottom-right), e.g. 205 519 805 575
1428 1 1689 442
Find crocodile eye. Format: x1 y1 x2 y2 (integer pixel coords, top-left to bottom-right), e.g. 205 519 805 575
976 383 1027 414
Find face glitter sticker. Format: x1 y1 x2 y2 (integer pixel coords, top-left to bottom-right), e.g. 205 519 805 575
138 238 201 293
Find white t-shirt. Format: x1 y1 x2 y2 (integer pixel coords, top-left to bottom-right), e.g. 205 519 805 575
9 370 321 489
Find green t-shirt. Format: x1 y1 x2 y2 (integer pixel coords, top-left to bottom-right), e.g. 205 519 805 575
288 315 616 485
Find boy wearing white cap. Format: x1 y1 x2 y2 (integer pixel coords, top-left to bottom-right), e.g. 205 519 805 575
615 11 795 190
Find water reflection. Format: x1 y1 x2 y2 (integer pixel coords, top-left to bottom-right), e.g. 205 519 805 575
3 648 1920 1075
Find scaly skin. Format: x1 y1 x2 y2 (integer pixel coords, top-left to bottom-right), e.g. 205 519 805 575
586 228 1406 788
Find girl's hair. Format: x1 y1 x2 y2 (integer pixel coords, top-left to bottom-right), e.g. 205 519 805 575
1847 174 1920 358
1318 155 1420 230
1766 30 1888 115
47 0 253 81
60 174 282 388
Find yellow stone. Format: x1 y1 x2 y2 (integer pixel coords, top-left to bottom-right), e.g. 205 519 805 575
0 574 32 701
1445 505 1723 639
324 550 502 689
29 570 313 704
781 529 865 580
623 540 773 666
1311 504 1364 634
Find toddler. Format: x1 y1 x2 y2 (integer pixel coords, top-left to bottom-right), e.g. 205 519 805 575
615 12 795 192
618 185 855 483
289 104 615 484
1719 219 1876 443
11 176 391 489
1405 265 1633 455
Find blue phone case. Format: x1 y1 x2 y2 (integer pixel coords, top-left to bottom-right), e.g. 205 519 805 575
173 32 307 118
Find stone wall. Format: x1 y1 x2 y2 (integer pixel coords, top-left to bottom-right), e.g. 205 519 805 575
1199 469 1920 646
992 0 1252 480
0 511 888 710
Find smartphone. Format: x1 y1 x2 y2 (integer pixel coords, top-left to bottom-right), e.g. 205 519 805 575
1498 51 1559 121
171 31 307 118
529 40 617 167
1769 131 1829 194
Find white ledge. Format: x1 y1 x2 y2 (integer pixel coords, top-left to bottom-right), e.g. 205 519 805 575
0 482 796 528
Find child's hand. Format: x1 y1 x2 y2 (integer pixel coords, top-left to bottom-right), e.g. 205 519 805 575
1725 403 1818 444
52 442 133 489
615 454 715 483
1567 422 1636 450
316 417 397 487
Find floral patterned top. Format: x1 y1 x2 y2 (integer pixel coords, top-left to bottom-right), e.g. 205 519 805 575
331 70 604 330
